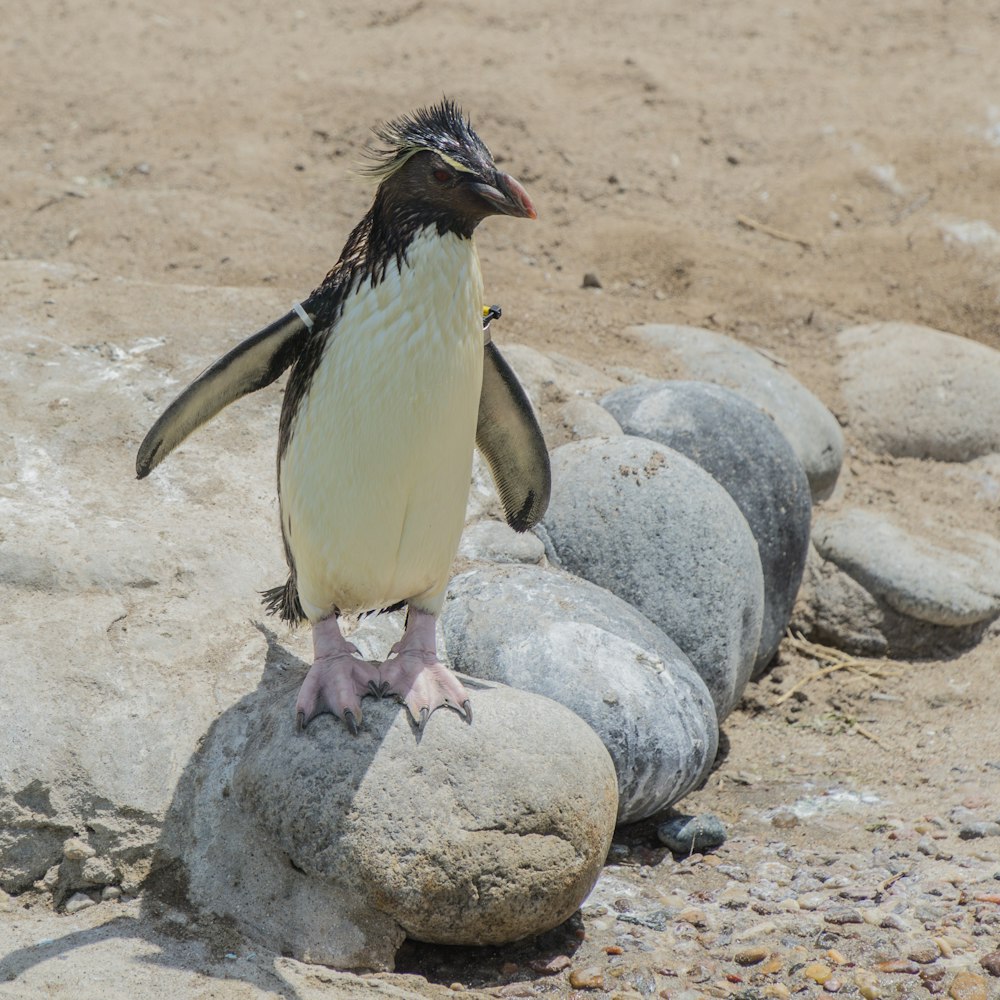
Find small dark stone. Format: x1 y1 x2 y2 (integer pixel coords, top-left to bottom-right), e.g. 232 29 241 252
981 950 1000 977
582 272 602 289
960 822 1000 840
824 907 864 925
657 813 727 854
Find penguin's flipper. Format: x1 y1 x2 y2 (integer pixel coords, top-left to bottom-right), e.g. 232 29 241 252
476 341 551 532
136 310 310 478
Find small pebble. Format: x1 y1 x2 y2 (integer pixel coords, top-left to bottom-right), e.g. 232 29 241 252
582 272 602 289
605 945 623 956
907 941 940 964
657 813 727 854
449 983 465 992
760 956 784 974
764 986 790 1000
530 955 570 975
959 823 1000 840
948 971 988 1000
880 913 910 931
567 967 605 989
64 892 96 914
686 964 713 983
826 949 848 965
771 808 799 829
678 907 708 927
100 886 121 902
734 946 769 966
934 937 955 958
733 921 777 941
499 962 520 976
803 963 832 984
825 907 864 925
797 892 827 911
875 959 920 974
855 973 880 1000
980 950 1000 976
62 838 95 861
824 978 843 993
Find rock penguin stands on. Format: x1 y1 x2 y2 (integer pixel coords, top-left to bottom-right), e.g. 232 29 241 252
136 100 549 733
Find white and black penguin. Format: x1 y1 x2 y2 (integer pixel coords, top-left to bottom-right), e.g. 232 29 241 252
137 100 548 733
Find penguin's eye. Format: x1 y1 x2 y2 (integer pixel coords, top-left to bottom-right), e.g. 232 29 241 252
432 167 452 184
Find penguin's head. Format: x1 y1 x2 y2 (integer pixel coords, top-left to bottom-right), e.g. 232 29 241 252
365 99 536 236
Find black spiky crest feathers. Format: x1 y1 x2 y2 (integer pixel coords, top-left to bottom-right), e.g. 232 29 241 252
364 98 494 181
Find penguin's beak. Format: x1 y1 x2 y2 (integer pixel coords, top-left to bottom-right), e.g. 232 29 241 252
470 171 537 220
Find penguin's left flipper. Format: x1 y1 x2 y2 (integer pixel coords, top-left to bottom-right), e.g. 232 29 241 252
476 341 551 532
136 309 311 478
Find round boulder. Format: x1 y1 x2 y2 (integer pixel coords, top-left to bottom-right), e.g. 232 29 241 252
443 564 719 823
538 435 764 720
601 380 812 676
629 324 844 501
837 322 1000 461
233 681 617 949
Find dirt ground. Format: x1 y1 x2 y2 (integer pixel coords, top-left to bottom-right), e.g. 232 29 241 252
3 0 1000 996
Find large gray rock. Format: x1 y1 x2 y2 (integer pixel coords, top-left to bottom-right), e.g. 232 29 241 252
161 661 618 968
813 508 1000 628
538 436 764 720
630 324 844 501
793 536 999 659
837 322 1000 461
792 544 891 657
0 261 290 897
442 564 719 823
601 381 812 676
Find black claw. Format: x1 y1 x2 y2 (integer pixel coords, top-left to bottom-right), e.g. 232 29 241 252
418 706 429 730
343 709 360 736
462 699 473 724
296 710 307 733
368 679 390 698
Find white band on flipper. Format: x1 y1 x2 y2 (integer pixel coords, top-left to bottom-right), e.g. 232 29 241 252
291 301 314 330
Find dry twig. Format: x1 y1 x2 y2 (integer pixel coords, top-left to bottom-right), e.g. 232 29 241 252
774 632 900 705
736 213 811 249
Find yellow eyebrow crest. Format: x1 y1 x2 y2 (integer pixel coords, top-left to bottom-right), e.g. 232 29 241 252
436 153 476 175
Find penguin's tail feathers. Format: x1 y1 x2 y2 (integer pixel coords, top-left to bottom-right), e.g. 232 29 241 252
261 576 306 625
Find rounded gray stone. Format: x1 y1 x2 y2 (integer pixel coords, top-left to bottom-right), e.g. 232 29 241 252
630 324 844 501
442 564 719 823
538 435 764 720
601 380 812 676
657 813 727 854
232 681 618 950
837 322 1000 461
813 507 1000 627
458 518 546 565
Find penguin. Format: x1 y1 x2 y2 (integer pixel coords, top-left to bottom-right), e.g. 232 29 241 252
136 100 549 734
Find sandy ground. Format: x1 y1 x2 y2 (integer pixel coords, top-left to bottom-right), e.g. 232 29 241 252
3 0 1000 996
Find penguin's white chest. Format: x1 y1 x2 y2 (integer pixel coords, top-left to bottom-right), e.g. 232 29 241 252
280 228 485 621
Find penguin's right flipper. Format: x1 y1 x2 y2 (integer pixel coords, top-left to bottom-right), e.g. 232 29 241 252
476 341 551 532
136 310 311 478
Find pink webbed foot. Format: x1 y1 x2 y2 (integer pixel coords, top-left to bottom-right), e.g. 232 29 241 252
296 615 381 734
379 608 472 728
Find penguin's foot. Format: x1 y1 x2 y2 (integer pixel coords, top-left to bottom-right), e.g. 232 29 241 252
379 653 472 728
380 607 472 728
297 615 380 733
